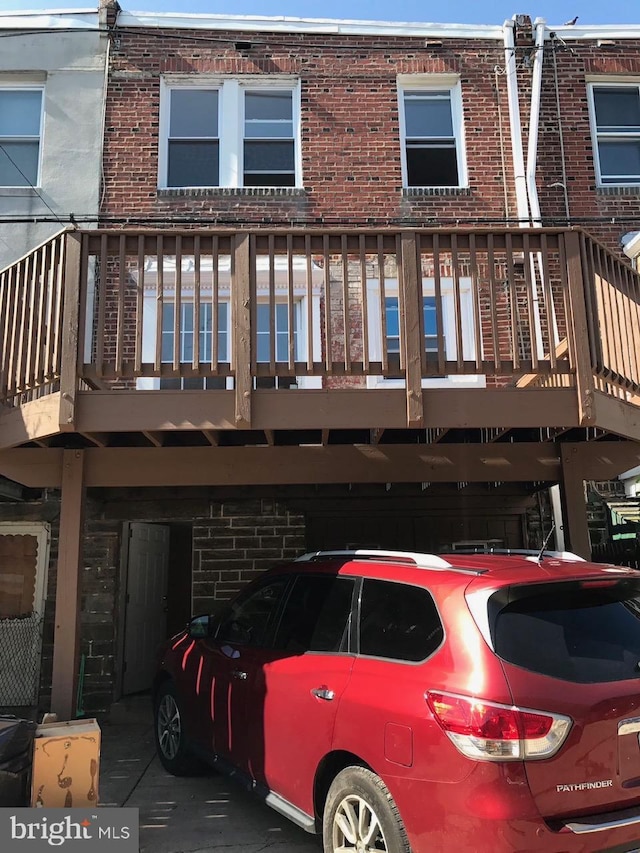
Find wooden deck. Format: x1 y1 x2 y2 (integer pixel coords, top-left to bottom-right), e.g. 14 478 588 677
0 225 639 451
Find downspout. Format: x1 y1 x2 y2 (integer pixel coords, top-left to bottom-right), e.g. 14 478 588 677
503 19 530 226
527 18 559 345
503 17 545 359
526 18 563 550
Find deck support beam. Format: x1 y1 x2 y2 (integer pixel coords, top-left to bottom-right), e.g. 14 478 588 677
559 443 591 559
51 449 85 720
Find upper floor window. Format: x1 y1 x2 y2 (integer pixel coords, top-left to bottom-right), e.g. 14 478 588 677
160 78 300 189
0 87 43 187
398 76 466 188
589 83 640 186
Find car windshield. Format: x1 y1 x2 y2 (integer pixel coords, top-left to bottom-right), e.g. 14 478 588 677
492 580 640 683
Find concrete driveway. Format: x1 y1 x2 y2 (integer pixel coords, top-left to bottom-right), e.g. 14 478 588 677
99 709 320 853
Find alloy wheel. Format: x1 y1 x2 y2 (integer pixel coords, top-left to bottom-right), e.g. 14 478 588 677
157 693 181 760
332 793 388 852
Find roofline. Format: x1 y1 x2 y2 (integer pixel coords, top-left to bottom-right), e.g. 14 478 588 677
0 10 99 29
117 11 505 40
545 23 640 40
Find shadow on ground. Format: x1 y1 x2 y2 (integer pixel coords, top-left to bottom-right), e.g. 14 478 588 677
99 698 321 853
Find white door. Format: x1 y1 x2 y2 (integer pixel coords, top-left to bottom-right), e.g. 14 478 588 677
123 523 170 695
0 523 50 706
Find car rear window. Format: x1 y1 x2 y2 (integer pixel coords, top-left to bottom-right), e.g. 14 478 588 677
493 581 640 683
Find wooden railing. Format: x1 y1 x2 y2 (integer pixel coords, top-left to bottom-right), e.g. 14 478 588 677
1 226 639 429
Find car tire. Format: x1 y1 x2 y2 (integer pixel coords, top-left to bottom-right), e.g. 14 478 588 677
322 765 410 853
153 680 203 776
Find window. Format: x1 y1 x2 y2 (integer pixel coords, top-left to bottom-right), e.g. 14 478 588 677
399 77 466 188
159 301 229 390
366 277 484 389
160 79 300 189
385 295 440 356
0 88 43 187
167 89 219 188
256 302 298 363
272 575 355 653
216 576 290 647
493 580 640 683
244 90 295 186
589 84 640 185
358 580 443 662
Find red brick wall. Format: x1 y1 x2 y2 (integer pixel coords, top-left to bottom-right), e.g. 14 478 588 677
102 28 515 226
101 26 640 249
535 40 640 253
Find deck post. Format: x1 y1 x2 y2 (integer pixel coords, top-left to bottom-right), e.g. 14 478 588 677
58 232 82 432
233 233 252 428
50 449 85 719
559 443 592 559
565 231 596 426
400 233 424 428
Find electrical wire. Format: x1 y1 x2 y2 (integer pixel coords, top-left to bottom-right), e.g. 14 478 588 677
0 143 65 225
1 213 640 227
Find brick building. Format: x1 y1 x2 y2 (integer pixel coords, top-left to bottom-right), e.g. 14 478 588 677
1 5 640 718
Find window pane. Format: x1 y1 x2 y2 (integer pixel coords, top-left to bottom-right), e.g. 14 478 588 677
244 121 293 139
181 329 193 362
423 297 437 335
599 140 640 181
0 141 39 186
216 577 290 647
359 580 443 662
244 140 295 172
405 93 453 138
0 90 41 136
245 172 296 187
594 87 640 129
161 303 174 362
385 296 400 353
407 145 458 186
169 89 218 137
273 575 354 653
245 91 292 122
218 303 229 361
168 140 219 187
493 582 640 683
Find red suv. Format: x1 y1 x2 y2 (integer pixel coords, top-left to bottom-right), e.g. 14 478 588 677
153 548 640 852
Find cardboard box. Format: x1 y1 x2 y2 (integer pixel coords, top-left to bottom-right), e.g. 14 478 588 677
30 719 101 808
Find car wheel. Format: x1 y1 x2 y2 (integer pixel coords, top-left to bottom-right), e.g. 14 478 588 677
154 681 202 776
323 766 410 853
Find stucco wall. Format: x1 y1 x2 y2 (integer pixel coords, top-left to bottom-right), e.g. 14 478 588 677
0 22 107 269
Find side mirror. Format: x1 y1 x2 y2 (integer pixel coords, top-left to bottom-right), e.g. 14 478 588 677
188 614 214 639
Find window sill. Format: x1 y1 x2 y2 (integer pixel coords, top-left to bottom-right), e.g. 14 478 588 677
157 187 307 199
402 186 471 197
596 185 640 196
0 186 40 197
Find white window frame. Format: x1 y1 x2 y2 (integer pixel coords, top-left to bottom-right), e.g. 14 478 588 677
158 76 302 189
397 74 467 189
588 79 640 187
365 277 485 389
0 84 44 188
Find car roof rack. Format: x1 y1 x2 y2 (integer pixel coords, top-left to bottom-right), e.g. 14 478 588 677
444 547 586 562
296 549 471 572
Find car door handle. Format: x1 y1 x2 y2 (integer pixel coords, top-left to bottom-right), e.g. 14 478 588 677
232 670 248 680
311 687 335 701
619 717 640 735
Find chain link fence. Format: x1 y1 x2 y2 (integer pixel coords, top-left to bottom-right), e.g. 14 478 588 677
0 613 43 707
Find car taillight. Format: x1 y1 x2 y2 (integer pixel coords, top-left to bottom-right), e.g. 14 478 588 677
426 691 572 761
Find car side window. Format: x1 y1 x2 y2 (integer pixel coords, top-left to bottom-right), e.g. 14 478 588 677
272 574 355 654
359 579 443 662
215 576 289 647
